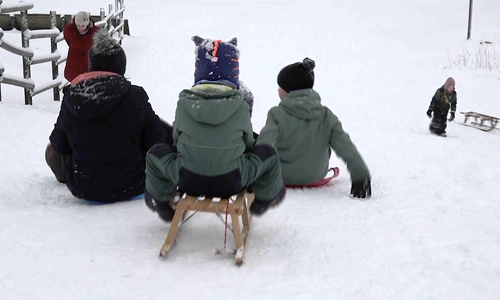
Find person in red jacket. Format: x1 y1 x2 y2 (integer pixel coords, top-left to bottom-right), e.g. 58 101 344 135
63 11 99 82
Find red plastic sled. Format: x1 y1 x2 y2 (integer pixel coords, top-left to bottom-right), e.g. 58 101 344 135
285 167 340 188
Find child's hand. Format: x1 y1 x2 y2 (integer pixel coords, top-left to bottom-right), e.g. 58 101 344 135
426 109 433 119
448 112 455 122
350 178 371 199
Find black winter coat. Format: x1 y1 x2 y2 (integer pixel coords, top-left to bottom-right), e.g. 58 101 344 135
49 71 169 201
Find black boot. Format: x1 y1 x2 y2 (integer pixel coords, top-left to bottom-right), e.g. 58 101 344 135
144 190 175 223
250 185 286 216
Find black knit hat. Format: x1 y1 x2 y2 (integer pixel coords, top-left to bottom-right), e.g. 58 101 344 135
277 58 315 93
88 29 126 75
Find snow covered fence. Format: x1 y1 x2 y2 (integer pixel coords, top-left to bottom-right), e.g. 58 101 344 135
97 0 126 45
0 1 61 104
0 0 126 105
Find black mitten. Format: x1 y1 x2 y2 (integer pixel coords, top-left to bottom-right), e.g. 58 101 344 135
350 178 372 198
448 112 455 122
426 109 433 119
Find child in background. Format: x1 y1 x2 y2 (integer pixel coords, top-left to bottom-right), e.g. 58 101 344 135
257 58 371 198
427 77 457 137
63 11 99 81
144 36 286 222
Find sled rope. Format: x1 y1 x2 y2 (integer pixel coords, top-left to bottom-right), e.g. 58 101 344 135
222 198 230 251
216 213 234 233
181 211 197 225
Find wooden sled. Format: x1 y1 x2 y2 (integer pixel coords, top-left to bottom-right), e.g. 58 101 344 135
159 190 254 266
460 111 500 132
285 167 340 188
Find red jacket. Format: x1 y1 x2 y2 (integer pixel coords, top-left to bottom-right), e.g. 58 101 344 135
63 17 99 81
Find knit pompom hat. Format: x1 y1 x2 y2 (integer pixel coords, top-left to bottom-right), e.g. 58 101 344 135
277 58 315 93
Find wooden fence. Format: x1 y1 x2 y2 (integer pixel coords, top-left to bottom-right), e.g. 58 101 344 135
0 0 127 105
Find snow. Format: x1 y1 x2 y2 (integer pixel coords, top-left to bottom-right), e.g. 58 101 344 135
1 0 500 299
0 1 34 14
30 51 60 65
0 36 34 57
31 78 61 95
25 28 60 40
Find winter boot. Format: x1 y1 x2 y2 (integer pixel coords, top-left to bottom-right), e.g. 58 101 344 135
45 143 66 183
144 190 175 223
250 185 286 216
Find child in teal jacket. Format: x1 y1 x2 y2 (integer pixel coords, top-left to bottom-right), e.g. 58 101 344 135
144 37 286 222
257 58 371 198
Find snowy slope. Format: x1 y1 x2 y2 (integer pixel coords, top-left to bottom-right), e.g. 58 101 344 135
1 0 500 299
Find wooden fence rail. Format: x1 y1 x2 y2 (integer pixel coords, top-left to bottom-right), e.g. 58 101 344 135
0 0 127 104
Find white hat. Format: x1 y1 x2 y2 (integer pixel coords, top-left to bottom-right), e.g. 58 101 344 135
74 11 90 26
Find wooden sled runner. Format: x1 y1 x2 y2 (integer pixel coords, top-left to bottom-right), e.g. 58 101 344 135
159 190 254 266
460 111 500 132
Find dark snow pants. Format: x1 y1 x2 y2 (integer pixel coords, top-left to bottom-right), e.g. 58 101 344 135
46 146 71 184
429 111 448 135
145 143 284 203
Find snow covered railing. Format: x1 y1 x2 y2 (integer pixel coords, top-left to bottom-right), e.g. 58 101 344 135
95 0 126 45
0 4 61 104
0 0 126 104
0 1 34 13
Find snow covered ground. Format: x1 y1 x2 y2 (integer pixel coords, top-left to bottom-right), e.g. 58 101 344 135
1 0 500 299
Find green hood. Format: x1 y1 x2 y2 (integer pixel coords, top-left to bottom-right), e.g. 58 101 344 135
178 88 244 125
279 89 324 120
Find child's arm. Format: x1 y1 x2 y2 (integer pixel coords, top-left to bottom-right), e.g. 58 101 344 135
448 91 458 121
49 106 72 155
427 89 442 118
255 109 279 148
172 109 181 148
428 89 442 110
63 24 71 46
238 81 254 119
242 108 255 149
451 91 457 113
328 112 370 183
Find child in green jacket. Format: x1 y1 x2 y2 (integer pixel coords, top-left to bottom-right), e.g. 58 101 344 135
257 58 371 198
144 36 286 222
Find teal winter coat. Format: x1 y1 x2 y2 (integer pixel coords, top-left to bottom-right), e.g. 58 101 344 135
173 85 254 176
257 89 370 185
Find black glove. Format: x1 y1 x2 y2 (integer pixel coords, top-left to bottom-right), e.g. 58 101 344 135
350 178 371 198
426 109 433 119
448 112 455 122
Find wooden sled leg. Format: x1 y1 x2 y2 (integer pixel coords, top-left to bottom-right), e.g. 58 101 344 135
231 212 243 265
234 193 253 266
159 203 186 257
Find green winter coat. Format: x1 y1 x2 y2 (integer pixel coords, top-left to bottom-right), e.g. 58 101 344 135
172 84 254 176
257 89 370 185
429 87 457 116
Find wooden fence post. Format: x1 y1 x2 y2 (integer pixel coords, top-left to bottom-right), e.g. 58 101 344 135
50 10 60 101
108 4 113 30
467 0 473 40
20 10 32 105
117 0 124 45
100 8 105 28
